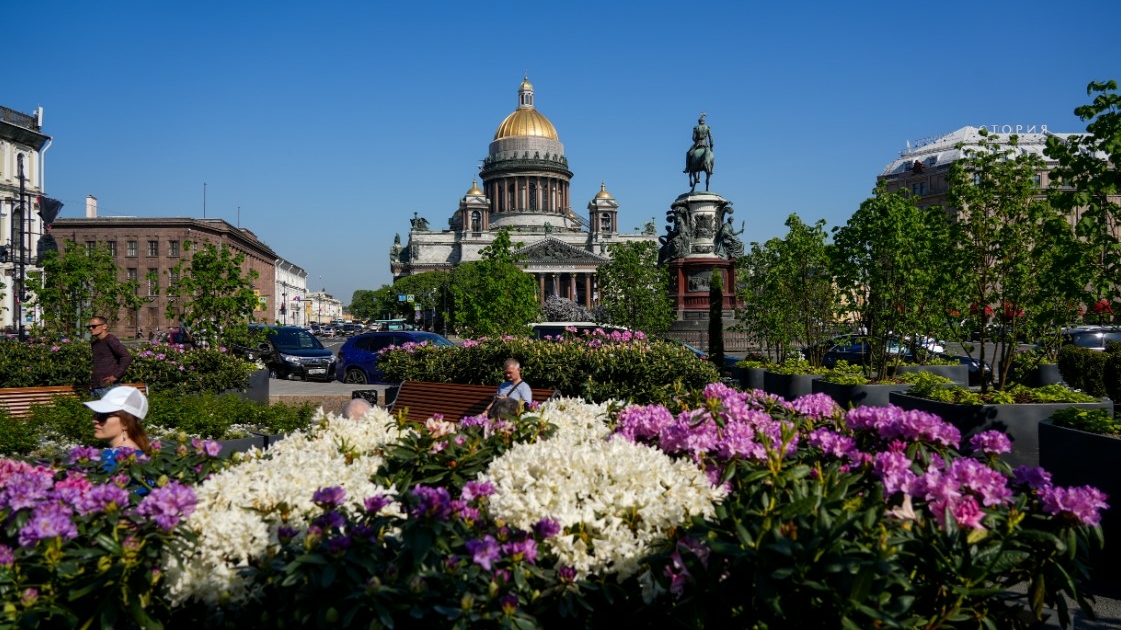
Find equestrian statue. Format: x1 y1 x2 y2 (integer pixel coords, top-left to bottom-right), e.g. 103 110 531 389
684 113 714 192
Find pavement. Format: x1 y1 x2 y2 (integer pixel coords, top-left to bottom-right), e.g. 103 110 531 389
267 375 393 414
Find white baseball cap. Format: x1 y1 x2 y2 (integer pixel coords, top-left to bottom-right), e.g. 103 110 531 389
83 386 149 420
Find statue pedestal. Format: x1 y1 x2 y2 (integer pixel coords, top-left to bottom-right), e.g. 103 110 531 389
667 257 736 321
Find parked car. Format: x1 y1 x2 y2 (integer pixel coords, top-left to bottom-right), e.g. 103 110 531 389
1061 327 1121 351
340 323 362 336
674 340 744 373
336 331 454 384
932 352 992 386
237 325 337 381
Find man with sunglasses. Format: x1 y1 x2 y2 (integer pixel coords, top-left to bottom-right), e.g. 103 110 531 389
88 316 132 397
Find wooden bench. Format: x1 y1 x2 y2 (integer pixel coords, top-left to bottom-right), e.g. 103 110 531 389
0 383 149 419
387 381 558 422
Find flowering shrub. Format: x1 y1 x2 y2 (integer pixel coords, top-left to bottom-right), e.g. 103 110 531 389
0 337 255 392
0 436 229 628
378 331 721 405
0 385 1106 628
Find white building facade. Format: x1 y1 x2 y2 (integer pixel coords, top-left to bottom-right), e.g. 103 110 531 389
304 290 343 324
275 258 309 327
0 105 52 332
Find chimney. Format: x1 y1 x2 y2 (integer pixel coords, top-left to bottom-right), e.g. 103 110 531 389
85 195 97 218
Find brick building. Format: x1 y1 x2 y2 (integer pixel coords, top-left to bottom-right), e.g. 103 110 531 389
52 200 278 339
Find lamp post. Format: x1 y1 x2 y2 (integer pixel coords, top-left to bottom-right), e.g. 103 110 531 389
12 155 27 340
318 276 323 324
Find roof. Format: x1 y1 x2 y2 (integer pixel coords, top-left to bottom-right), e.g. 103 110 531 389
879 126 1081 177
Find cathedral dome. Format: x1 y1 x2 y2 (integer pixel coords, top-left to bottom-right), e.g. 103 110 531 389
493 75 559 141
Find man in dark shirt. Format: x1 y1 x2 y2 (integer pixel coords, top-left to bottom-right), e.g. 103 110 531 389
88 316 133 396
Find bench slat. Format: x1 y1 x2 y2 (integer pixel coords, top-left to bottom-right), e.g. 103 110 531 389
389 381 557 422
0 383 149 419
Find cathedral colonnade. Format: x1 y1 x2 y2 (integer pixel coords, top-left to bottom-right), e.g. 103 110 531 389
529 270 596 308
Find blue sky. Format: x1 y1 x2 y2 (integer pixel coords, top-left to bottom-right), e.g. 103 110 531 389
14 0 1120 304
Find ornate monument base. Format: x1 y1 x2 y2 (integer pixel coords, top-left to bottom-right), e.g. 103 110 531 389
667 257 737 322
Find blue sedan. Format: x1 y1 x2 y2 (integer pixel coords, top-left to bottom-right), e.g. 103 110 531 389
336 331 454 384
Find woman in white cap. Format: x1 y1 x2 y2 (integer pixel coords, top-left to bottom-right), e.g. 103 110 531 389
83 385 151 454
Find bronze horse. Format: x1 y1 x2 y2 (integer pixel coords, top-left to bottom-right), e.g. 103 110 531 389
687 146 714 192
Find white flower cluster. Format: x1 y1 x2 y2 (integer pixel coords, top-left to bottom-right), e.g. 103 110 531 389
163 406 405 606
484 399 724 580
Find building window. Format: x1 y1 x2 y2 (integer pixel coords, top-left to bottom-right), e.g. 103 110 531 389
911 182 927 195
972 174 982 186
471 211 480 232
1033 173 1042 188
148 240 159 257
148 268 158 296
169 270 179 286
529 184 537 211
168 240 179 257
85 241 96 252
106 241 117 256
127 241 137 257
600 213 611 231
127 268 138 295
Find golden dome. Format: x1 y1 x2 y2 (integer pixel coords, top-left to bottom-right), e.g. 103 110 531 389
493 75 559 141
494 109 559 140
466 179 483 195
595 182 613 199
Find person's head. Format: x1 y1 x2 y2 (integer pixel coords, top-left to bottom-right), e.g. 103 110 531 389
83 386 150 452
342 397 373 420
503 358 521 382
87 316 110 340
489 396 521 420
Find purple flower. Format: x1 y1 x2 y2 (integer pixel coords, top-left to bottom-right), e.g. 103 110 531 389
409 485 452 520
0 544 13 567
325 535 351 556
461 480 495 502
951 495 986 530
969 431 1012 455
558 565 577 583
1012 466 1053 490
465 535 501 570
847 405 961 448
18 502 78 546
533 517 561 539
873 451 915 496
77 483 131 515
500 592 519 614
313 511 346 530
1 469 56 511
364 494 392 514
312 486 347 508
136 481 197 531
615 404 676 442
1040 485 1110 527
66 446 103 464
946 458 1011 507
501 538 538 564
791 392 842 419
277 525 299 543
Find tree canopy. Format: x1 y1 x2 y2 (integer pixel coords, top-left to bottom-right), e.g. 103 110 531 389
27 241 146 338
598 240 674 335
449 230 539 337
162 242 261 349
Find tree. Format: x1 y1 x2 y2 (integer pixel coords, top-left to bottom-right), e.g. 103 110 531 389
708 268 725 372
26 241 145 338
162 241 261 349
1046 79 1121 322
831 184 948 379
736 239 795 361
598 241 675 335
947 130 1081 390
770 215 839 367
348 289 386 322
449 230 539 337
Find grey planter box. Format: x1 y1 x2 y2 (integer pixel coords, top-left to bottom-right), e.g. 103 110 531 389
893 364 969 387
223 368 270 404
218 436 268 458
812 380 912 408
1039 421 1121 571
1018 363 1064 387
888 392 1113 469
739 367 767 392
763 372 820 401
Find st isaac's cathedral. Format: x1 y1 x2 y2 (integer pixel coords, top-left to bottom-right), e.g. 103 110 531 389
390 77 657 309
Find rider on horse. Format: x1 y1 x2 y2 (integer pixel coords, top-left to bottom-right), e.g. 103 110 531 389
685 113 713 172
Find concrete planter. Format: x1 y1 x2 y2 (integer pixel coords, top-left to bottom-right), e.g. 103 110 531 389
763 372 820 401
739 367 767 392
1018 363 1064 387
217 436 268 458
223 369 270 404
888 392 1113 468
893 364 969 387
812 380 912 408
1039 421 1121 572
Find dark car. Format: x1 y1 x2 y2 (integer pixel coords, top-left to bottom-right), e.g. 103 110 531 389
336 331 454 384
241 325 337 381
663 338 743 373
1061 327 1121 352
932 352 992 386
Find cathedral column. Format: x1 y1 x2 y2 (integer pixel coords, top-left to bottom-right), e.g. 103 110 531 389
584 274 592 308
570 274 577 301
539 274 546 305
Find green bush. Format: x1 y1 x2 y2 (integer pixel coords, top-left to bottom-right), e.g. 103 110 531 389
1050 406 1121 436
378 332 720 405
9 392 316 455
0 338 255 392
0 407 40 455
1058 344 1110 397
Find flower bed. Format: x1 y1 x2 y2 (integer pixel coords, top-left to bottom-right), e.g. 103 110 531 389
0 387 1107 628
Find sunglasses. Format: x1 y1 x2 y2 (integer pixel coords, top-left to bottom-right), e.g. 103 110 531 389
86 324 103 330
93 412 117 423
